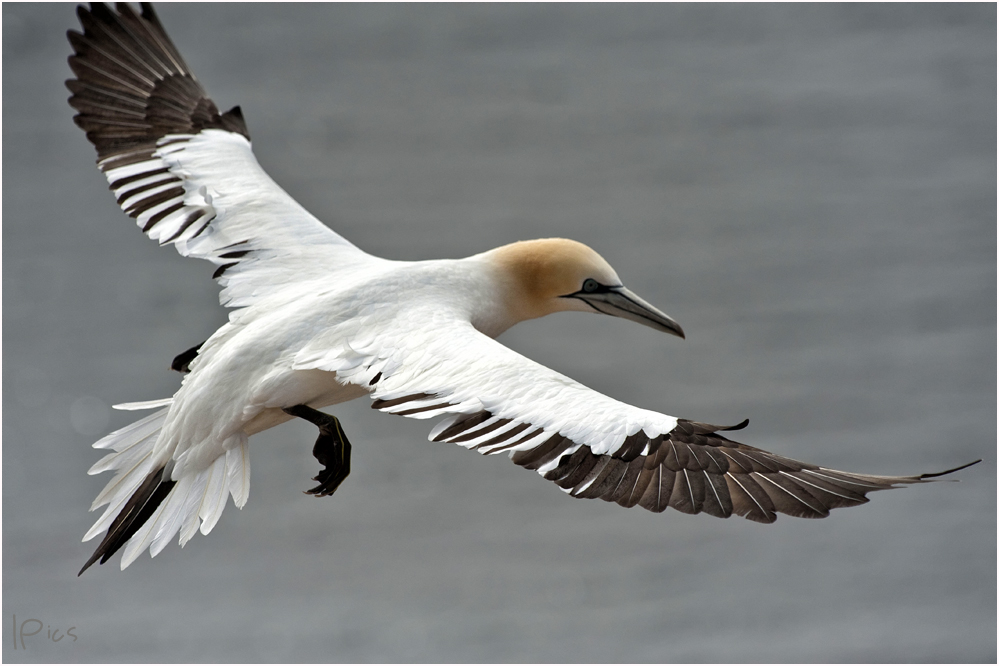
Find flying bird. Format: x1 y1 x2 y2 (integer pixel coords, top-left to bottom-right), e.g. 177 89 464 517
67 3 978 575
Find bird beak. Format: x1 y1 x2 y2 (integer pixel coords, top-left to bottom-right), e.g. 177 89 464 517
577 286 685 339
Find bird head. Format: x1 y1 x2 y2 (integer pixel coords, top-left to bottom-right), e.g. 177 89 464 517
488 238 685 338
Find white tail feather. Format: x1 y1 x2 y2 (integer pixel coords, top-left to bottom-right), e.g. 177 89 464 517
89 448 157 512
88 432 159 476
226 439 250 508
148 476 195 558
113 398 176 411
93 407 169 451
121 495 170 570
88 407 171 518
84 400 252 568
84 485 141 542
198 455 231 536
179 466 212 547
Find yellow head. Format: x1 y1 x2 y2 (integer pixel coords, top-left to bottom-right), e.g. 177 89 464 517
485 238 684 337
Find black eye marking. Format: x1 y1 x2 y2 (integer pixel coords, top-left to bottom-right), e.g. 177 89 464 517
558 278 617 300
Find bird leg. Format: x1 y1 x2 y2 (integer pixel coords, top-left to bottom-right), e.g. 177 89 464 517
282 405 352 497
171 340 205 373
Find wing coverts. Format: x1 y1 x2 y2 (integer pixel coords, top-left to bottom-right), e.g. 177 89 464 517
67 2 362 314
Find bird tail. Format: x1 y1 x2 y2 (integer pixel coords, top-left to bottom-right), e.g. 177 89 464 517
80 399 250 574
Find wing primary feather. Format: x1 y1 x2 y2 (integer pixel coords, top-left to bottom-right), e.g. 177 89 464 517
724 472 777 523
780 470 865 505
753 472 829 518
637 468 667 513
701 470 733 518
801 469 886 490
917 459 981 479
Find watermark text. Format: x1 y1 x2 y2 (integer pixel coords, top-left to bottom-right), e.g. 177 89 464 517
11 615 78 650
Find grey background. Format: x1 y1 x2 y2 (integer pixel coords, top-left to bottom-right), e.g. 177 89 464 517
3 3 995 663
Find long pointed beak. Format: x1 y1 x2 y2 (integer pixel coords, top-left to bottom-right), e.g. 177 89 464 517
578 286 685 338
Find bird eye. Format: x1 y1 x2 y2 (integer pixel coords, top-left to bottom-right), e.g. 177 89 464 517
582 278 599 293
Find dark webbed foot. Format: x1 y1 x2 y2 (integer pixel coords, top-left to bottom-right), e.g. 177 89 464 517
171 341 205 373
283 405 352 496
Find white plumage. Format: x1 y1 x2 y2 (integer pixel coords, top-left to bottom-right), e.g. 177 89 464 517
67 3 977 574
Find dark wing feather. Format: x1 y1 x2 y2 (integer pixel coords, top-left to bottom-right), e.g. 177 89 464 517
68 3 248 164
431 410 980 523
350 316 980 524
67 3 363 311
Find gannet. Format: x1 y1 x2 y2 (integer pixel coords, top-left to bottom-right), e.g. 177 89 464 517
67 3 979 575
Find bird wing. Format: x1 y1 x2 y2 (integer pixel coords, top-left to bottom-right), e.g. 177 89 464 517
67 3 369 310
295 317 964 523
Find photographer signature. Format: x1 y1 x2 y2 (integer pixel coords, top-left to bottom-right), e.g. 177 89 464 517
11 615 78 650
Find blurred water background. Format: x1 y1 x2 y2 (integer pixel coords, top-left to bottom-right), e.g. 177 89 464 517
3 4 995 662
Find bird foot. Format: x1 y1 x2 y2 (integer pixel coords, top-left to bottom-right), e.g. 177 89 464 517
283 405 352 497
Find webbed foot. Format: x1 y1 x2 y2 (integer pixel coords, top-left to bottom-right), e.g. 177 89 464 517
283 405 352 496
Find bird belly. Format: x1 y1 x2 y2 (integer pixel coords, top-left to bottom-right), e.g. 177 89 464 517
242 369 368 436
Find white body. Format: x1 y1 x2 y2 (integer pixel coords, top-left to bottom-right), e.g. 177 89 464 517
85 131 680 568
70 4 967 573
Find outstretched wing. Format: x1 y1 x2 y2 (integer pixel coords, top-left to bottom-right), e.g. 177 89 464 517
67 3 370 310
298 319 976 523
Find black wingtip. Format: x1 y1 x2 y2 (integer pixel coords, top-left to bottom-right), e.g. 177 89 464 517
918 459 982 480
